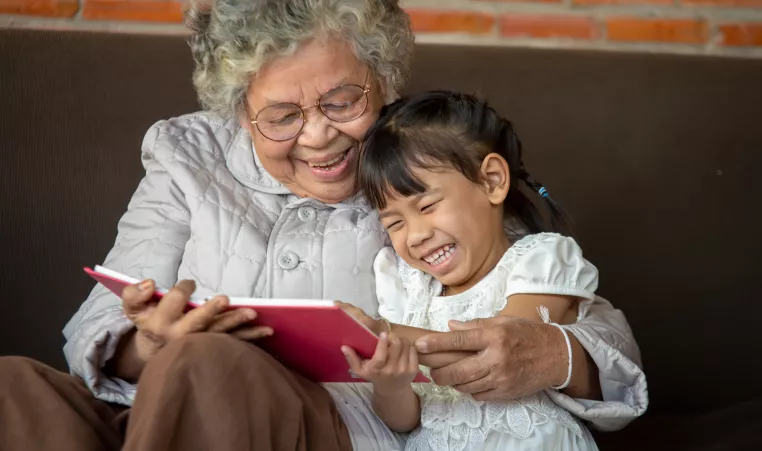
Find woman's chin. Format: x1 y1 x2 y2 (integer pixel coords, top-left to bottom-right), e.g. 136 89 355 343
296 178 359 204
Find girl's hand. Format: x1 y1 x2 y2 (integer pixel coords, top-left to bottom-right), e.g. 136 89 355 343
335 301 385 336
341 332 419 394
121 279 274 364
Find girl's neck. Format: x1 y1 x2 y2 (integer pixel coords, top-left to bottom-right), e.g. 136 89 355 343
443 231 511 296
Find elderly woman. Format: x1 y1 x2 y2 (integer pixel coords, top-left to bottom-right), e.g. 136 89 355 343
0 1 646 450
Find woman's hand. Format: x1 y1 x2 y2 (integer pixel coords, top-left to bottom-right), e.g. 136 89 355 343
414 316 571 402
114 279 273 378
342 332 419 395
335 301 385 336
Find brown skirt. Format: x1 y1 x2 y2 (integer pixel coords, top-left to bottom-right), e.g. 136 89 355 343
0 333 353 451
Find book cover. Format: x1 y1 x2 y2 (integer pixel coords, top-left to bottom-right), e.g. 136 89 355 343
84 266 429 384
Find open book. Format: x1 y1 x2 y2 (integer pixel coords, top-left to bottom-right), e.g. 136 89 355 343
84 266 429 384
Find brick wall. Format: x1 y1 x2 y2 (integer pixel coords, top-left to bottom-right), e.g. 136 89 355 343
1 0 761 57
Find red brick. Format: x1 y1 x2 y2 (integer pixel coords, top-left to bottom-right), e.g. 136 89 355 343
475 0 563 3
681 0 762 6
574 0 673 4
407 9 495 35
83 0 184 23
0 0 78 17
500 14 598 40
606 18 708 44
719 23 762 47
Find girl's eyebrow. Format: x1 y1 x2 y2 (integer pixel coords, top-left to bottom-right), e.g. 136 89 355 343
378 188 443 219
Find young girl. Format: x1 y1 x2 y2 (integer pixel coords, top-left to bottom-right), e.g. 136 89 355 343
339 91 599 451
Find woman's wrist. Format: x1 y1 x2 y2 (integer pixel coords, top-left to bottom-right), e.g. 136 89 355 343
105 327 147 383
542 322 572 388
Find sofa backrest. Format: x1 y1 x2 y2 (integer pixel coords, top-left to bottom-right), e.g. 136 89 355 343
2 29 761 415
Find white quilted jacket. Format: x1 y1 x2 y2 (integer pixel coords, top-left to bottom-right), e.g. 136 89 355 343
62 112 647 441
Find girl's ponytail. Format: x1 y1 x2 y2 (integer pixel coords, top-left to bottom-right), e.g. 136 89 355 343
500 121 573 236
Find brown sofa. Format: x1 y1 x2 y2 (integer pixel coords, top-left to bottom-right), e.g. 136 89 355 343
2 29 762 449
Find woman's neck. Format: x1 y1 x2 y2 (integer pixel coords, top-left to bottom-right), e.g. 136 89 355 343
443 231 511 296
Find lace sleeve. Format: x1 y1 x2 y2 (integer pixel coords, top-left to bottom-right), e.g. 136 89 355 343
373 247 408 323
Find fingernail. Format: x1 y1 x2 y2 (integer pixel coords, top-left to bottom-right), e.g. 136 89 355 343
214 296 229 307
380 332 388 340
243 309 256 320
139 280 152 291
415 340 428 353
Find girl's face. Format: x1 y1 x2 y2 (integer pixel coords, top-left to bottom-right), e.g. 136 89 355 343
378 155 512 294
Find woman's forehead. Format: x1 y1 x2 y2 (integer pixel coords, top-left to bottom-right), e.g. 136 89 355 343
250 37 366 106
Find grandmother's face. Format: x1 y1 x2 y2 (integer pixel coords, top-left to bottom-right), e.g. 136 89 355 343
243 37 384 204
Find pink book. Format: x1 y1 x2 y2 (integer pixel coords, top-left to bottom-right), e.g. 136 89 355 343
84 266 429 384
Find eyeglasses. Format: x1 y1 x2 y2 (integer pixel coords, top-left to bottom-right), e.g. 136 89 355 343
249 74 371 142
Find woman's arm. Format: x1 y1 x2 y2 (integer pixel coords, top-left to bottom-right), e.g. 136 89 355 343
63 122 191 403
546 296 648 431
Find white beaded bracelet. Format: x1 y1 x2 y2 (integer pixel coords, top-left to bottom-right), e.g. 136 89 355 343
537 306 573 391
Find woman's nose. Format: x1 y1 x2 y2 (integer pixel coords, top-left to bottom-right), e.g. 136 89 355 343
297 108 339 149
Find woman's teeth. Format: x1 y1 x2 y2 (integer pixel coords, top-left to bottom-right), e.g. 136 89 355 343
308 151 347 169
423 244 455 265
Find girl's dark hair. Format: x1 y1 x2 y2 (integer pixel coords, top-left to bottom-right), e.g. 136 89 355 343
358 90 572 236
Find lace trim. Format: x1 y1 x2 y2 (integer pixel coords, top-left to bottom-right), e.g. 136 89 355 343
407 389 584 451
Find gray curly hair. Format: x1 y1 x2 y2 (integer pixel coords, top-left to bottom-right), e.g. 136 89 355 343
186 0 415 118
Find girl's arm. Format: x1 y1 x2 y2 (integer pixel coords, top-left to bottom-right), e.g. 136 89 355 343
372 384 420 433
497 293 575 323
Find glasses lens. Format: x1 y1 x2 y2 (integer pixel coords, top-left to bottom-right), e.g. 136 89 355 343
319 85 368 122
256 103 303 141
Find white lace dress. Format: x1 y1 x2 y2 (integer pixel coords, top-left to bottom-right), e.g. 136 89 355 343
374 233 601 451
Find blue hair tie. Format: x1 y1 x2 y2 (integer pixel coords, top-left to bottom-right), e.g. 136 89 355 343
538 187 549 198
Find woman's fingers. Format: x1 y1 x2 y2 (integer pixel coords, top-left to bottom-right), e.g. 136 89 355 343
153 280 197 324
173 296 229 335
207 308 256 333
428 354 489 387
453 373 498 398
121 279 157 321
415 321 492 353
231 326 273 341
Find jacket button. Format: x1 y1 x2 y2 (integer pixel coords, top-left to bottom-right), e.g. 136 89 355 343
278 251 299 270
297 206 317 222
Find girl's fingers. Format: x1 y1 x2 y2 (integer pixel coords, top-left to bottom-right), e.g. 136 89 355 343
369 332 389 371
386 334 402 367
398 338 410 369
231 326 273 341
207 308 257 333
341 346 365 376
409 340 419 370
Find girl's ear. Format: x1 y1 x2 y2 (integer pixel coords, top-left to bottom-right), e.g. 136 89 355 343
480 153 510 205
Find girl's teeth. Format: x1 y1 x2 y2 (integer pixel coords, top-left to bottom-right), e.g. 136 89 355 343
424 245 455 265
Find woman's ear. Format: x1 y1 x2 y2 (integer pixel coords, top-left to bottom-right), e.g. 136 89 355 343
480 153 510 205
238 107 255 136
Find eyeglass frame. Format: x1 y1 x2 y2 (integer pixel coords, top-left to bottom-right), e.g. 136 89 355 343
248 73 372 142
